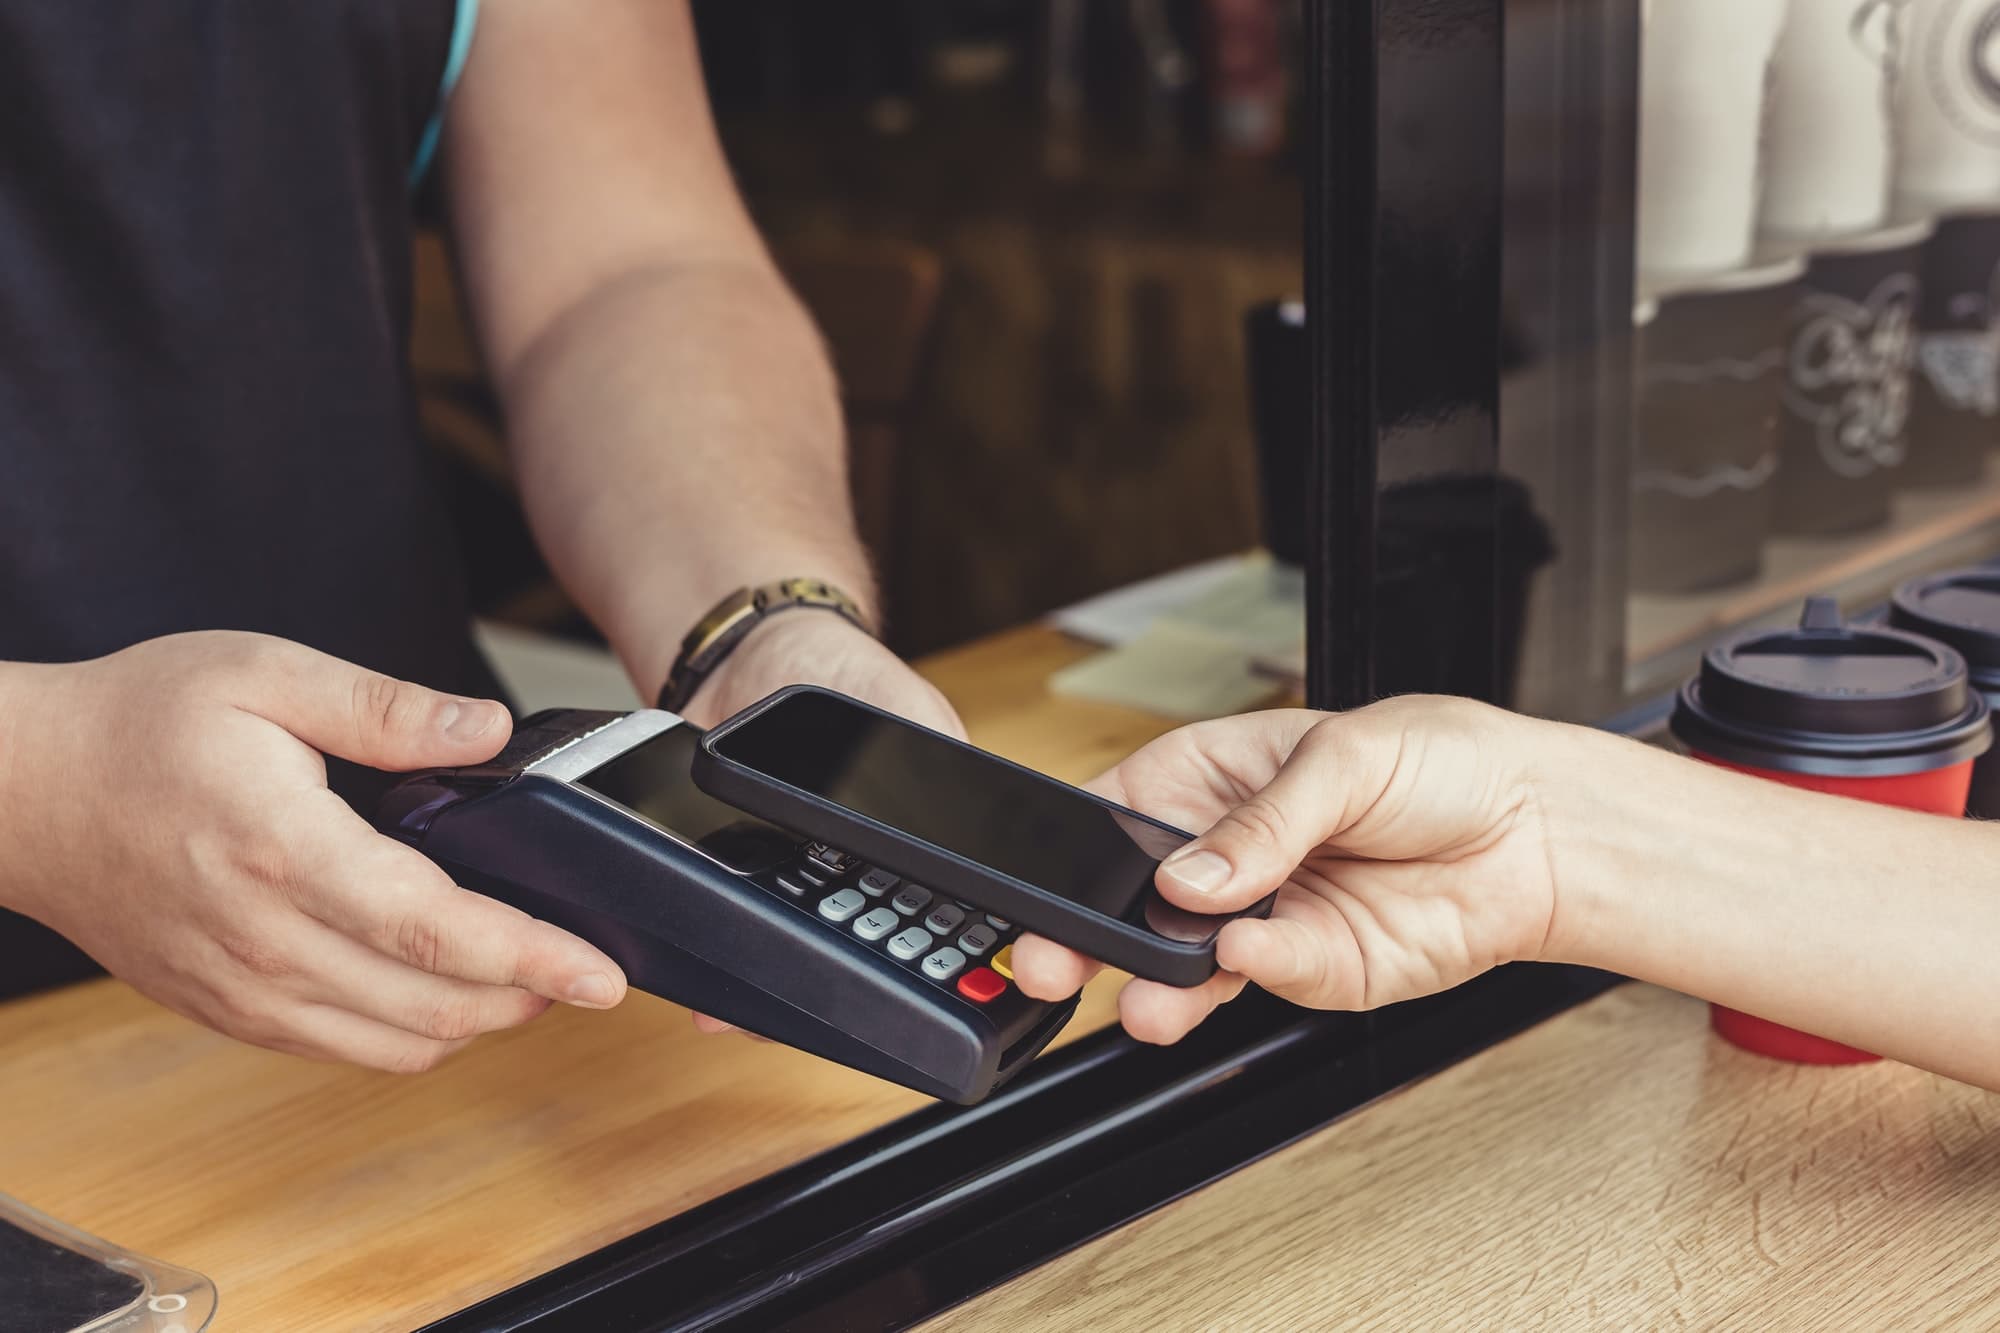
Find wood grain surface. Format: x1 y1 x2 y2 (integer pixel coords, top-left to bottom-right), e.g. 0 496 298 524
17 625 1989 1332
926 984 2000 1332
0 626 1170 1332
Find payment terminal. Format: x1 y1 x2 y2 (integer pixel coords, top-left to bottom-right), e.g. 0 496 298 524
374 708 1076 1104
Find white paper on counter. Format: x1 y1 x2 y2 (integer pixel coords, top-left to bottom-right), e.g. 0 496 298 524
475 620 642 714
1047 555 1250 646
1047 552 1307 681
1160 555 1307 678
1049 621 1287 721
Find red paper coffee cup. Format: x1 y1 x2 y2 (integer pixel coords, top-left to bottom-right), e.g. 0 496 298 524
1671 596 1991 1064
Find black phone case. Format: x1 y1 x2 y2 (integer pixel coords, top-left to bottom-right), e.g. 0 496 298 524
692 686 1275 989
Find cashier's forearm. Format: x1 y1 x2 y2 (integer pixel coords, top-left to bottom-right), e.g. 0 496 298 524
1539 724 2000 1087
493 262 873 699
0 660 42 913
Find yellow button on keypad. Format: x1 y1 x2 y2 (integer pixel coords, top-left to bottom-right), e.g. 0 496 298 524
989 944 1014 980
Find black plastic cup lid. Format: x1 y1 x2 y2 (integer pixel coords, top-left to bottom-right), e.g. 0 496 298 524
1889 568 2000 687
1671 596 1993 777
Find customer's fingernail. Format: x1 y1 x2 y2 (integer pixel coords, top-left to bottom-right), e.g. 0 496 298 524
566 975 618 1008
442 699 500 742
1163 848 1232 896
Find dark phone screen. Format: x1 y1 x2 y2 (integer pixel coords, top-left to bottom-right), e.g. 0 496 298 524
578 725 797 875
708 691 1221 940
0 1221 144 1330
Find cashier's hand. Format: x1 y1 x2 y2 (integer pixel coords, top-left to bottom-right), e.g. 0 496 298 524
0 631 628 1072
680 611 965 739
1009 698 1562 1045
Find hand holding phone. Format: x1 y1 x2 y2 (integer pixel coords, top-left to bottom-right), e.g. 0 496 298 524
1013 699 1576 1051
692 686 1277 987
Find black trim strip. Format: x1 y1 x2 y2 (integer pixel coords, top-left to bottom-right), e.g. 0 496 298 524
423 966 1619 1333
1304 0 1379 713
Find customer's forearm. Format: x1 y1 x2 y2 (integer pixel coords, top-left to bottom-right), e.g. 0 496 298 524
1538 724 2000 1087
496 261 874 698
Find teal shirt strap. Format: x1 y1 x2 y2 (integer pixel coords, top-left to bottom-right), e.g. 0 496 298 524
409 0 481 191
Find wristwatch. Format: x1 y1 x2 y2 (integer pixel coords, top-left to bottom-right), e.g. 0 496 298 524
658 577 871 712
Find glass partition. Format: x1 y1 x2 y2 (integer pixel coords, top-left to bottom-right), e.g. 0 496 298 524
405 5 1646 1323
1492 0 2000 726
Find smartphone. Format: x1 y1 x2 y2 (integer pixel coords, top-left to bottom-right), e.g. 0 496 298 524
692 686 1275 987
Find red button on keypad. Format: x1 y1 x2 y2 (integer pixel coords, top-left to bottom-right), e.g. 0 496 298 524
956 966 1006 1004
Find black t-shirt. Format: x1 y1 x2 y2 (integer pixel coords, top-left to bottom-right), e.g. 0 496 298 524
0 1 493 995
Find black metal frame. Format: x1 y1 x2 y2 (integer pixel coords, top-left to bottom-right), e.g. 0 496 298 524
1309 0 1529 711
1304 0 1382 710
423 967 1618 1333
434 4 1637 1329
1306 0 1515 710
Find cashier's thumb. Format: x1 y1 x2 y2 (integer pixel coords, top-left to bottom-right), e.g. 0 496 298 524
255 642 513 773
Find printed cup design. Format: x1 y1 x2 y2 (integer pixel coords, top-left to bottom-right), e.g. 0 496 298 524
1634 351 1785 498
1903 0 2000 177
1918 229 2000 411
1958 3 2000 116
1633 453 1780 500
1784 272 1920 477
1631 264 1796 593
1905 209 2000 486
1918 299 2000 413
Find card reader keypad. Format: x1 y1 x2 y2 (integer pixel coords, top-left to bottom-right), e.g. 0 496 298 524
853 906 900 941
766 845 1023 1005
887 927 933 961
921 947 967 981
817 888 868 923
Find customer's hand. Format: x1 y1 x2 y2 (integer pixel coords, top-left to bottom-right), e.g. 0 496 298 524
0 632 628 1072
1010 697 1563 1045
681 611 966 739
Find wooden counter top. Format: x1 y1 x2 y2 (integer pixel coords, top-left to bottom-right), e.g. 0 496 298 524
14 623 1996 1330
0 625 1176 1331
928 983 2000 1331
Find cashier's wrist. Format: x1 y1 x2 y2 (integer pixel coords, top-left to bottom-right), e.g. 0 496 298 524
699 607 869 684
678 606 965 739
657 576 875 714
679 610 867 723
709 607 867 674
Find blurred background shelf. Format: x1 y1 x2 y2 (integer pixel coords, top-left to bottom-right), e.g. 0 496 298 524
1626 455 2000 698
